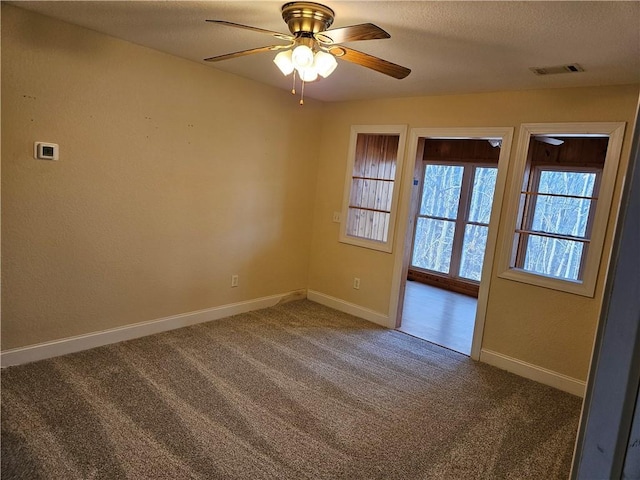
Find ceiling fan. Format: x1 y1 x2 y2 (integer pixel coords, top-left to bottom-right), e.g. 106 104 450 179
204 2 411 103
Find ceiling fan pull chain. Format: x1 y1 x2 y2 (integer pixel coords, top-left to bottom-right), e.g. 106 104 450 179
291 69 297 95
300 79 305 105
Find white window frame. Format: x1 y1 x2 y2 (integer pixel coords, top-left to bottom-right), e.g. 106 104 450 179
498 122 626 297
339 125 407 252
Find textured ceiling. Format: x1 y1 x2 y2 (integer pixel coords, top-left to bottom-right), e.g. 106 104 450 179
9 1 640 102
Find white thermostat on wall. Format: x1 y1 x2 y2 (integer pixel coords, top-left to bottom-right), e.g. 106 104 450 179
34 142 59 161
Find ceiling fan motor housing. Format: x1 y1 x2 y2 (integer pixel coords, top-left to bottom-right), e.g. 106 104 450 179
281 2 335 35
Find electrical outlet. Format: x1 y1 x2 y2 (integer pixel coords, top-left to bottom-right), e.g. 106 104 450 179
353 277 360 290
332 212 341 223
231 275 239 287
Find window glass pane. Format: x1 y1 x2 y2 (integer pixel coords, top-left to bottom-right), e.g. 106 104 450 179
349 179 393 212
353 134 398 180
468 167 498 224
531 195 594 237
523 234 585 281
420 165 463 219
538 170 596 197
411 218 456 273
460 224 489 281
346 208 390 243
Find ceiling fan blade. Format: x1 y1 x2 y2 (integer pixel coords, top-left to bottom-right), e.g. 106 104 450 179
204 45 281 62
329 46 411 79
206 20 293 41
534 136 565 146
319 23 390 44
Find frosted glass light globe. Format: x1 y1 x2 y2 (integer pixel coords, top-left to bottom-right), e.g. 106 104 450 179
314 51 338 78
291 45 314 69
273 50 294 75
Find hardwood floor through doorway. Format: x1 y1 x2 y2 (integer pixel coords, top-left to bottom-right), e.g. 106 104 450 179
399 280 476 355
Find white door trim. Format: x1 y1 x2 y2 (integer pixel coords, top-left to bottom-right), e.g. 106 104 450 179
389 127 514 360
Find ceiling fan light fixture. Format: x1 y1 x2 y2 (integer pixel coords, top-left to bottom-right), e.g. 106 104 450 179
291 44 314 69
314 50 337 78
273 50 295 75
274 43 337 82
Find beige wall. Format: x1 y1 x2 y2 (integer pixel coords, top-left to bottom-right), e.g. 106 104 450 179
308 85 639 381
3 5 639 384
1 5 322 349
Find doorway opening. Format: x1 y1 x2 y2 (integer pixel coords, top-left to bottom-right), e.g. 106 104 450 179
398 138 498 354
392 130 512 359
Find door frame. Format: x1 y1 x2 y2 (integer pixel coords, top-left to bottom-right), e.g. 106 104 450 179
388 127 514 360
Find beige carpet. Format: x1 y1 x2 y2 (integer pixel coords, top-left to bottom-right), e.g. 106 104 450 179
1 299 581 479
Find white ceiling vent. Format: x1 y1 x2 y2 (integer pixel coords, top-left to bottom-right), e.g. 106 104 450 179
530 64 585 76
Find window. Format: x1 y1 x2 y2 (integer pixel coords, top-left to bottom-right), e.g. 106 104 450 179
340 125 407 252
499 123 626 297
346 134 398 242
514 166 600 281
411 162 497 289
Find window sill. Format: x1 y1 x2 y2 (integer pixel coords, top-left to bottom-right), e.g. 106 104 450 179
339 235 393 253
498 267 595 297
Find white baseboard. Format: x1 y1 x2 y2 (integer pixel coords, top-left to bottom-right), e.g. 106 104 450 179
307 290 390 328
1 291 305 368
480 348 586 397
3 291 585 399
